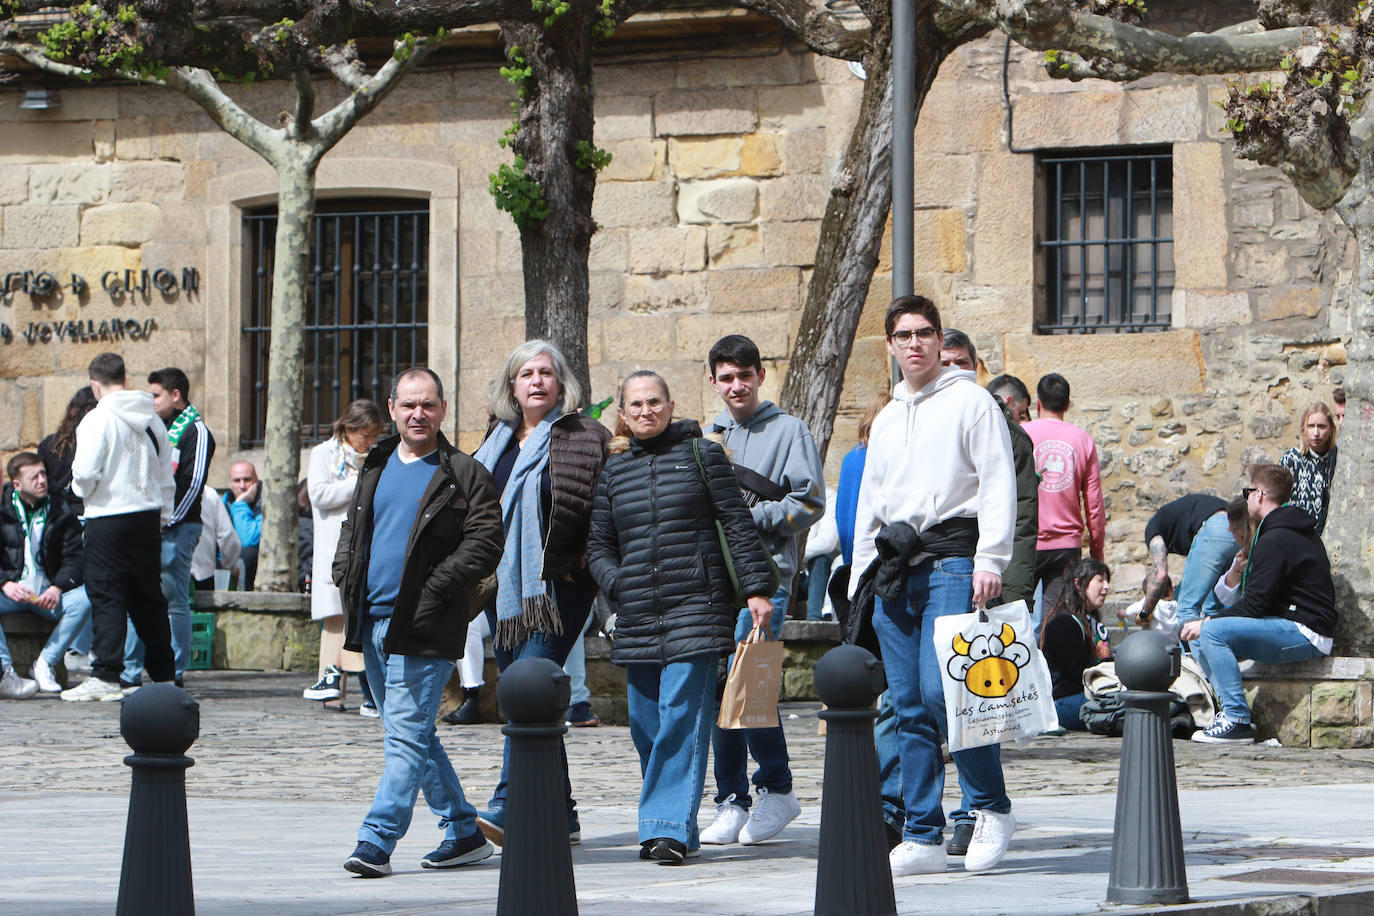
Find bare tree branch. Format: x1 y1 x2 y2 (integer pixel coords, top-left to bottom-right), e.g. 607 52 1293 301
736 0 870 59
312 37 437 152
289 66 314 138
938 0 1319 75
163 66 280 160
322 45 367 92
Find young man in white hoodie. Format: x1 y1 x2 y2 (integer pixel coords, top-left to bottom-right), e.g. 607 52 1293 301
61 353 176 702
851 296 1017 876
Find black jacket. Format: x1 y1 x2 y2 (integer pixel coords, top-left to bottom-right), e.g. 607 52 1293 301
587 420 774 666
166 408 215 528
1217 505 1337 637
333 433 504 659
1000 398 1039 608
0 485 84 593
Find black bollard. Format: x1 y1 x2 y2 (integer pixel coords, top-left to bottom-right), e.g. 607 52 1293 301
1107 630 1189 905
117 683 200 916
814 644 896 916
496 657 577 916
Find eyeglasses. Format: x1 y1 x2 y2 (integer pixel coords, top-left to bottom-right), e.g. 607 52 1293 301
888 326 939 347
625 398 666 415
1242 487 1264 499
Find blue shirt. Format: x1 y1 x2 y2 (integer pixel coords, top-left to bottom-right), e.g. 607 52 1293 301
364 448 441 618
836 444 867 567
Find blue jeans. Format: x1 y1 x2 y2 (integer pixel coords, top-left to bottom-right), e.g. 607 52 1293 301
806 554 834 621
627 655 716 848
358 616 479 854
872 556 1011 844
713 588 792 808
1176 513 1238 623
485 577 591 815
124 522 201 683
564 608 595 706
0 585 93 669
1054 693 1088 731
1191 616 1326 723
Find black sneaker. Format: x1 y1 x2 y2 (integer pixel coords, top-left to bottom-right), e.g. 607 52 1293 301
646 837 687 865
947 820 975 856
304 665 343 701
1191 714 1255 745
344 841 391 877
421 830 493 868
567 700 599 728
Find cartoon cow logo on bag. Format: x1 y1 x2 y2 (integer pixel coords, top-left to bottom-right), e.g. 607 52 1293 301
947 623 1032 698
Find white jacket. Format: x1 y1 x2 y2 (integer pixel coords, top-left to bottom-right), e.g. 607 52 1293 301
192 485 241 581
71 388 175 523
851 367 1015 595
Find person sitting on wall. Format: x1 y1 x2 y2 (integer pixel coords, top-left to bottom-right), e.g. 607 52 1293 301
0 453 93 697
1182 464 1337 745
223 461 263 590
1138 493 1238 629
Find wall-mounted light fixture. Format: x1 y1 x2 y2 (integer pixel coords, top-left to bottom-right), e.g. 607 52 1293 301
20 89 61 111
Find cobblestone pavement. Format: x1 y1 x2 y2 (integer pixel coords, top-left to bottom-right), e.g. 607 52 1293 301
5 671 1374 916
4 671 1373 804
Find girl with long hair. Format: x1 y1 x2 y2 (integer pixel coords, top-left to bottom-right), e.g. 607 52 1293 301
1280 401 1338 536
1040 557 1112 731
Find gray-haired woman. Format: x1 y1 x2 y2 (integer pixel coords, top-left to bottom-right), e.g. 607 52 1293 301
471 339 610 847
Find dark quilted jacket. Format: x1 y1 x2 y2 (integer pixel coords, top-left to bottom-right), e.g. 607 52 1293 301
0 484 84 593
545 413 611 580
587 420 775 666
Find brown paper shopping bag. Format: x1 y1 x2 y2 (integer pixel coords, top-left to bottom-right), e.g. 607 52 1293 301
717 625 785 730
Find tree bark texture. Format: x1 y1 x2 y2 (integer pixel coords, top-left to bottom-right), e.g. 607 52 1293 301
502 19 598 402
256 154 316 593
780 10 968 461
1329 170 1374 655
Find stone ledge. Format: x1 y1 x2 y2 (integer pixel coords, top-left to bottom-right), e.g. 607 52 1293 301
1247 656 1374 681
196 591 310 614
0 610 52 635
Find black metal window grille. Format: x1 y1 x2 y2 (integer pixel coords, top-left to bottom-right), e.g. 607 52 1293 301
1039 147 1174 334
242 202 429 447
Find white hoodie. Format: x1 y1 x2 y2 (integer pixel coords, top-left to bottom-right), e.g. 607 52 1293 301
71 388 175 524
850 367 1016 594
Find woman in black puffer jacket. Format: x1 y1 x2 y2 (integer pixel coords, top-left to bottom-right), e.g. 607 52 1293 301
588 370 774 865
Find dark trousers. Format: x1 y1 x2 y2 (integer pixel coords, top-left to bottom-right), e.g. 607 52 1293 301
84 510 173 684
1034 547 1081 618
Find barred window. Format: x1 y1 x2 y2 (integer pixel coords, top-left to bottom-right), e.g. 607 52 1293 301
1038 147 1174 334
242 201 429 447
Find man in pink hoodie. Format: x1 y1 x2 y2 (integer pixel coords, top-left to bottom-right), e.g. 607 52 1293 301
1024 373 1105 629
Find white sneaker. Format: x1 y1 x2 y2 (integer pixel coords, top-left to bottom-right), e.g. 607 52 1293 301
0 667 39 700
31 656 61 693
738 788 801 845
963 809 1015 872
889 840 947 876
64 650 92 673
700 796 749 845
60 677 124 703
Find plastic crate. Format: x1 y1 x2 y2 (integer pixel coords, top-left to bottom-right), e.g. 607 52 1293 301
189 612 215 671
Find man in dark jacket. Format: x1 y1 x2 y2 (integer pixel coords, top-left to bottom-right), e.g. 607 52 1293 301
0 453 92 697
1182 464 1337 745
123 367 215 687
333 367 504 878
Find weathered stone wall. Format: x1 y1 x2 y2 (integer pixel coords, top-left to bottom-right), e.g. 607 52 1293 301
0 27 1359 645
835 36 1354 627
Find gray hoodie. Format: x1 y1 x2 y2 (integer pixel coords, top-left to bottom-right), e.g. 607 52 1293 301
710 401 825 590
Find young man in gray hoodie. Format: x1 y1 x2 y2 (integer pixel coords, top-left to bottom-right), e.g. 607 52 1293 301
700 334 825 847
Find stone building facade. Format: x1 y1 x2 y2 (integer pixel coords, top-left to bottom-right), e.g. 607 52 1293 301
0 15 1354 638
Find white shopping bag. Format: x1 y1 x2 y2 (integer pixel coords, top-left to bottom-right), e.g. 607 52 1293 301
933 600 1058 752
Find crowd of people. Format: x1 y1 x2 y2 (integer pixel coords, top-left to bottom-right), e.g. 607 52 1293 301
0 299 1345 882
